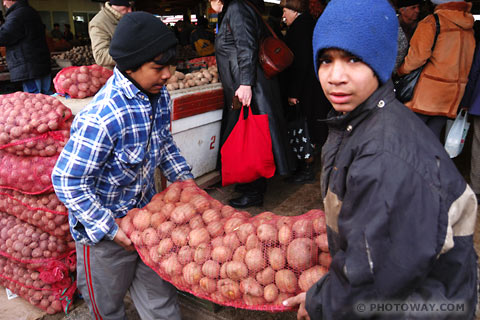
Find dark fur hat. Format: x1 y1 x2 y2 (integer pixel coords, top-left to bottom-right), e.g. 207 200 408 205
279 0 308 13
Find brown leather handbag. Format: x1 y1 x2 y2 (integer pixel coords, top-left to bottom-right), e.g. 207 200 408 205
245 1 294 79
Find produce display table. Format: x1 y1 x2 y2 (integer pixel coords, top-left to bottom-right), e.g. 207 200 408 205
55 82 224 180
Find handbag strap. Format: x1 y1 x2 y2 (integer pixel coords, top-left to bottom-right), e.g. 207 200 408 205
244 0 278 39
431 13 440 52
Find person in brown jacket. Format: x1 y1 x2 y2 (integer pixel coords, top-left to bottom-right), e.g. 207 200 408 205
88 0 132 70
397 0 475 139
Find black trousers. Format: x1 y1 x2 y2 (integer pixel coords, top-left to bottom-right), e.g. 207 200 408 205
416 113 447 141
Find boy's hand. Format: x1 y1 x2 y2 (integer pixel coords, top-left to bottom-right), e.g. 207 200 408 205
113 228 135 251
235 85 252 107
283 292 310 320
288 97 299 106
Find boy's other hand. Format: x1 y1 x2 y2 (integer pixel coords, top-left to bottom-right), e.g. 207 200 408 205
114 228 135 251
283 292 310 320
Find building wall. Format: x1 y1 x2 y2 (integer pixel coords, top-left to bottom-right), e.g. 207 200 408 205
28 0 102 35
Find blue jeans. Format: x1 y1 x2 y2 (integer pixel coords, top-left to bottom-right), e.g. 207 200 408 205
22 74 52 94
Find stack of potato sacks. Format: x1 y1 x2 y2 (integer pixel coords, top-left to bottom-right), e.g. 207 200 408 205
118 180 332 312
0 92 76 314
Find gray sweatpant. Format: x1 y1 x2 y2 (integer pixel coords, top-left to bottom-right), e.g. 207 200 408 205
76 240 181 320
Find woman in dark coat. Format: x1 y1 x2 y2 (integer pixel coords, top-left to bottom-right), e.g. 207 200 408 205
210 0 295 208
280 0 331 183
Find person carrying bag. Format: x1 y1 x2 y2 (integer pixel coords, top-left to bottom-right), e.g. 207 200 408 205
211 0 295 208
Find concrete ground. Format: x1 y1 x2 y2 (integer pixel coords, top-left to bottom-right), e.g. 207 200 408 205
3 142 480 320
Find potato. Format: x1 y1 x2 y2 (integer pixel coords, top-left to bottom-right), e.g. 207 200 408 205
264 283 279 302
275 269 298 293
240 277 263 297
183 262 203 285
199 277 217 293
268 247 286 270
287 238 318 270
298 266 327 292
211 246 232 263
168 75 178 83
189 228 210 247
175 71 185 80
245 248 265 272
202 259 220 279
218 279 241 300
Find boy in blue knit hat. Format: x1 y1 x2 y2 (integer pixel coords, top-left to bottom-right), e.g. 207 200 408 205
52 12 193 320
283 0 478 319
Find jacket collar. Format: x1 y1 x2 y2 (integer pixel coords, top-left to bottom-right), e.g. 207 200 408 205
105 2 124 21
6 0 27 16
325 79 397 131
111 67 163 103
434 1 471 13
112 67 144 100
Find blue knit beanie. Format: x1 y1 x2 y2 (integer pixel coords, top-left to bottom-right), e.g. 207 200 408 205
312 0 398 84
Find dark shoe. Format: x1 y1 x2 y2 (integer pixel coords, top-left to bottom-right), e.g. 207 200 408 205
291 164 315 184
228 193 263 208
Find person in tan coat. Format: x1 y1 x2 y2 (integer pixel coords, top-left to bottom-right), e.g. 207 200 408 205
397 0 475 139
89 0 132 70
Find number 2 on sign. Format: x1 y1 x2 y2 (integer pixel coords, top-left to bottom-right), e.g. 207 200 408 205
210 136 216 150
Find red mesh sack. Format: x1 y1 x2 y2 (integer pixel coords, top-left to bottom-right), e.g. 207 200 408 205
0 255 76 314
0 150 58 194
117 181 331 312
188 56 217 67
0 92 72 156
0 190 70 240
0 212 76 267
53 64 113 99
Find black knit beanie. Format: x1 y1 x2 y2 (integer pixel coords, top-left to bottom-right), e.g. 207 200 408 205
396 0 421 8
109 12 178 71
109 0 131 7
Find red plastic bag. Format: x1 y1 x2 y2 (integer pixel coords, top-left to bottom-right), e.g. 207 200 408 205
221 107 276 186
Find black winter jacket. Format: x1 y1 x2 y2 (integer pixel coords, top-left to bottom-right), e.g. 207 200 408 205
0 0 51 82
281 12 331 146
306 80 478 319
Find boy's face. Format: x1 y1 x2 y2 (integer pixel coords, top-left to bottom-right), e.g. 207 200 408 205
126 61 173 95
318 48 379 113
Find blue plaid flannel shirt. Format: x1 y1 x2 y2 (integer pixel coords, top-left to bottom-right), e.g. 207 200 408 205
52 68 193 245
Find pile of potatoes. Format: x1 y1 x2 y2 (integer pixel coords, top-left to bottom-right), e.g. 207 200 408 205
166 66 219 91
52 45 95 66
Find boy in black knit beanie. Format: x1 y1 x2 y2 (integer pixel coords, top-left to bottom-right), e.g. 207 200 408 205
52 12 194 319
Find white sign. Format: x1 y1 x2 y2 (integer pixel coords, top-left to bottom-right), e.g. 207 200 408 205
5 288 18 300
